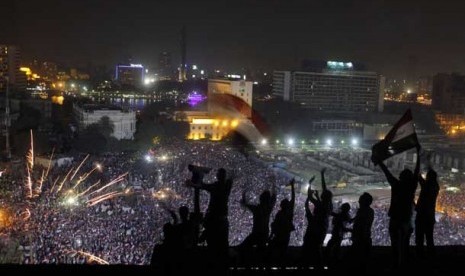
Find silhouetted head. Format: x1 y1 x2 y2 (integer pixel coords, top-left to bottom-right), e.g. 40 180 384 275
179 206 189 221
426 169 437 181
280 198 290 210
341 202 351 213
399 169 414 182
359 192 373 207
260 190 272 205
217 168 226 181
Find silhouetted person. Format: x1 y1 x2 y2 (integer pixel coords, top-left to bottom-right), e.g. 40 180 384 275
239 185 277 250
269 178 296 263
373 145 420 268
326 202 351 263
302 169 333 268
189 168 233 261
350 192 374 273
415 166 439 258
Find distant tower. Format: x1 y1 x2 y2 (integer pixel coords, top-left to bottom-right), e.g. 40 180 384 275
179 26 187 82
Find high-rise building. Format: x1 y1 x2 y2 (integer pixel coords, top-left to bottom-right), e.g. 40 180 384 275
432 73 465 114
178 26 187 82
115 64 145 87
158 52 173 80
0 45 26 92
273 60 385 112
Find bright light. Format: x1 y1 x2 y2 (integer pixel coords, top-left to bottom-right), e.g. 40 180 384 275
231 120 238 128
66 196 77 205
192 74 196 78
326 139 333 146
351 138 359 146
145 155 153 163
346 62 353 68
276 140 280 144
71 83 75 88
200 70 205 75
407 89 412 94
341 140 345 144
192 65 198 70
161 155 167 161
261 139 267 145
145 69 149 73
222 120 229 127
301 140 305 144
83 86 88 91
287 138 294 146
315 139 319 144
144 78 151 85
263 73 267 76
96 163 102 170
253 81 258 85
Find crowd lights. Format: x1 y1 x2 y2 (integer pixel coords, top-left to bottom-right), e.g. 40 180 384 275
287 138 295 146
326 139 333 146
261 139 268 145
351 138 359 146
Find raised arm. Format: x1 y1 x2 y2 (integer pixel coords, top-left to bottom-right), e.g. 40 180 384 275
413 145 421 180
289 178 295 209
378 161 397 186
321 168 328 192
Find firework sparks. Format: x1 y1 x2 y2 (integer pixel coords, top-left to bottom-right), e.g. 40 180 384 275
56 166 75 193
65 250 109 265
88 172 128 196
70 154 90 181
87 191 124 207
76 180 101 197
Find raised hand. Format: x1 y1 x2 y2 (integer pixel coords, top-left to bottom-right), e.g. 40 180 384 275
308 175 316 184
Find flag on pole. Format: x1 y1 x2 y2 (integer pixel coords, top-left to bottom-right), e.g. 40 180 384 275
371 109 419 162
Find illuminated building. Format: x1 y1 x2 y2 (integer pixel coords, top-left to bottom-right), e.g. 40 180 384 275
184 78 255 141
73 103 136 140
208 78 253 118
273 60 385 112
0 45 26 92
188 118 239 141
115 64 145 87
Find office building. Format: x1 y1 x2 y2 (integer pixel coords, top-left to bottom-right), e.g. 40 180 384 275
115 64 145 87
0 45 26 92
273 60 385 112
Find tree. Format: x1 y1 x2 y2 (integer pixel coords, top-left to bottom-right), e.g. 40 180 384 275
98 116 114 139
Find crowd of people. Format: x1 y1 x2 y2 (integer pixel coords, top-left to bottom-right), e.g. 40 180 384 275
0 139 464 267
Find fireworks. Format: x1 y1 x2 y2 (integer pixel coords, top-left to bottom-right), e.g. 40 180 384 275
65 250 109 265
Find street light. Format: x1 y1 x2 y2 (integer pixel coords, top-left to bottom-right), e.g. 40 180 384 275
261 139 267 145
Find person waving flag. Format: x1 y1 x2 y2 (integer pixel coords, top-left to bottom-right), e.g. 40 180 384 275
372 109 419 163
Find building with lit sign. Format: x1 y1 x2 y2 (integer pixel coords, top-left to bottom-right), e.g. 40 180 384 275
273 60 385 113
115 64 145 87
184 79 254 141
73 103 136 140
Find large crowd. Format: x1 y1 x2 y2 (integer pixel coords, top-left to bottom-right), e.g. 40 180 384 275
0 139 465 264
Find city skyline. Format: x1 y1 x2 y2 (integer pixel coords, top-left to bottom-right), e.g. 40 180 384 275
2 0 465 77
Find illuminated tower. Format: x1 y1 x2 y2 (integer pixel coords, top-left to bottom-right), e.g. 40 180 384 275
178 26 187 82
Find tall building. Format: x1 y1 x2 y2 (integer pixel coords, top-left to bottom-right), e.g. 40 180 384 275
273 60 385 112
432 73 465 114
178 26 187 82
115 64 145 87
208 78 253 118
0 45 26 92
158 51 173 80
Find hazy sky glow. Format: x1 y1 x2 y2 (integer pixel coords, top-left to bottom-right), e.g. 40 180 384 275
2 0 465 77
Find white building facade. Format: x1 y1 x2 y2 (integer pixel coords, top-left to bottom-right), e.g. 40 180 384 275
73 104 136 140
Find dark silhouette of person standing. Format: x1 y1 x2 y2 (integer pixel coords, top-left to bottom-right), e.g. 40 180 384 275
350 192 374 273
239 185 277 250
326 202 351 263
373 145 420 268
188 168 233 264
269 178 296 264
415 163 439 258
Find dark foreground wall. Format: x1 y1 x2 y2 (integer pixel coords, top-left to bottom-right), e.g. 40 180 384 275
1 246 465 275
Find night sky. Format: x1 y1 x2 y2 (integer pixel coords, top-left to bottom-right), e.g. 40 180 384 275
2 0 465 77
